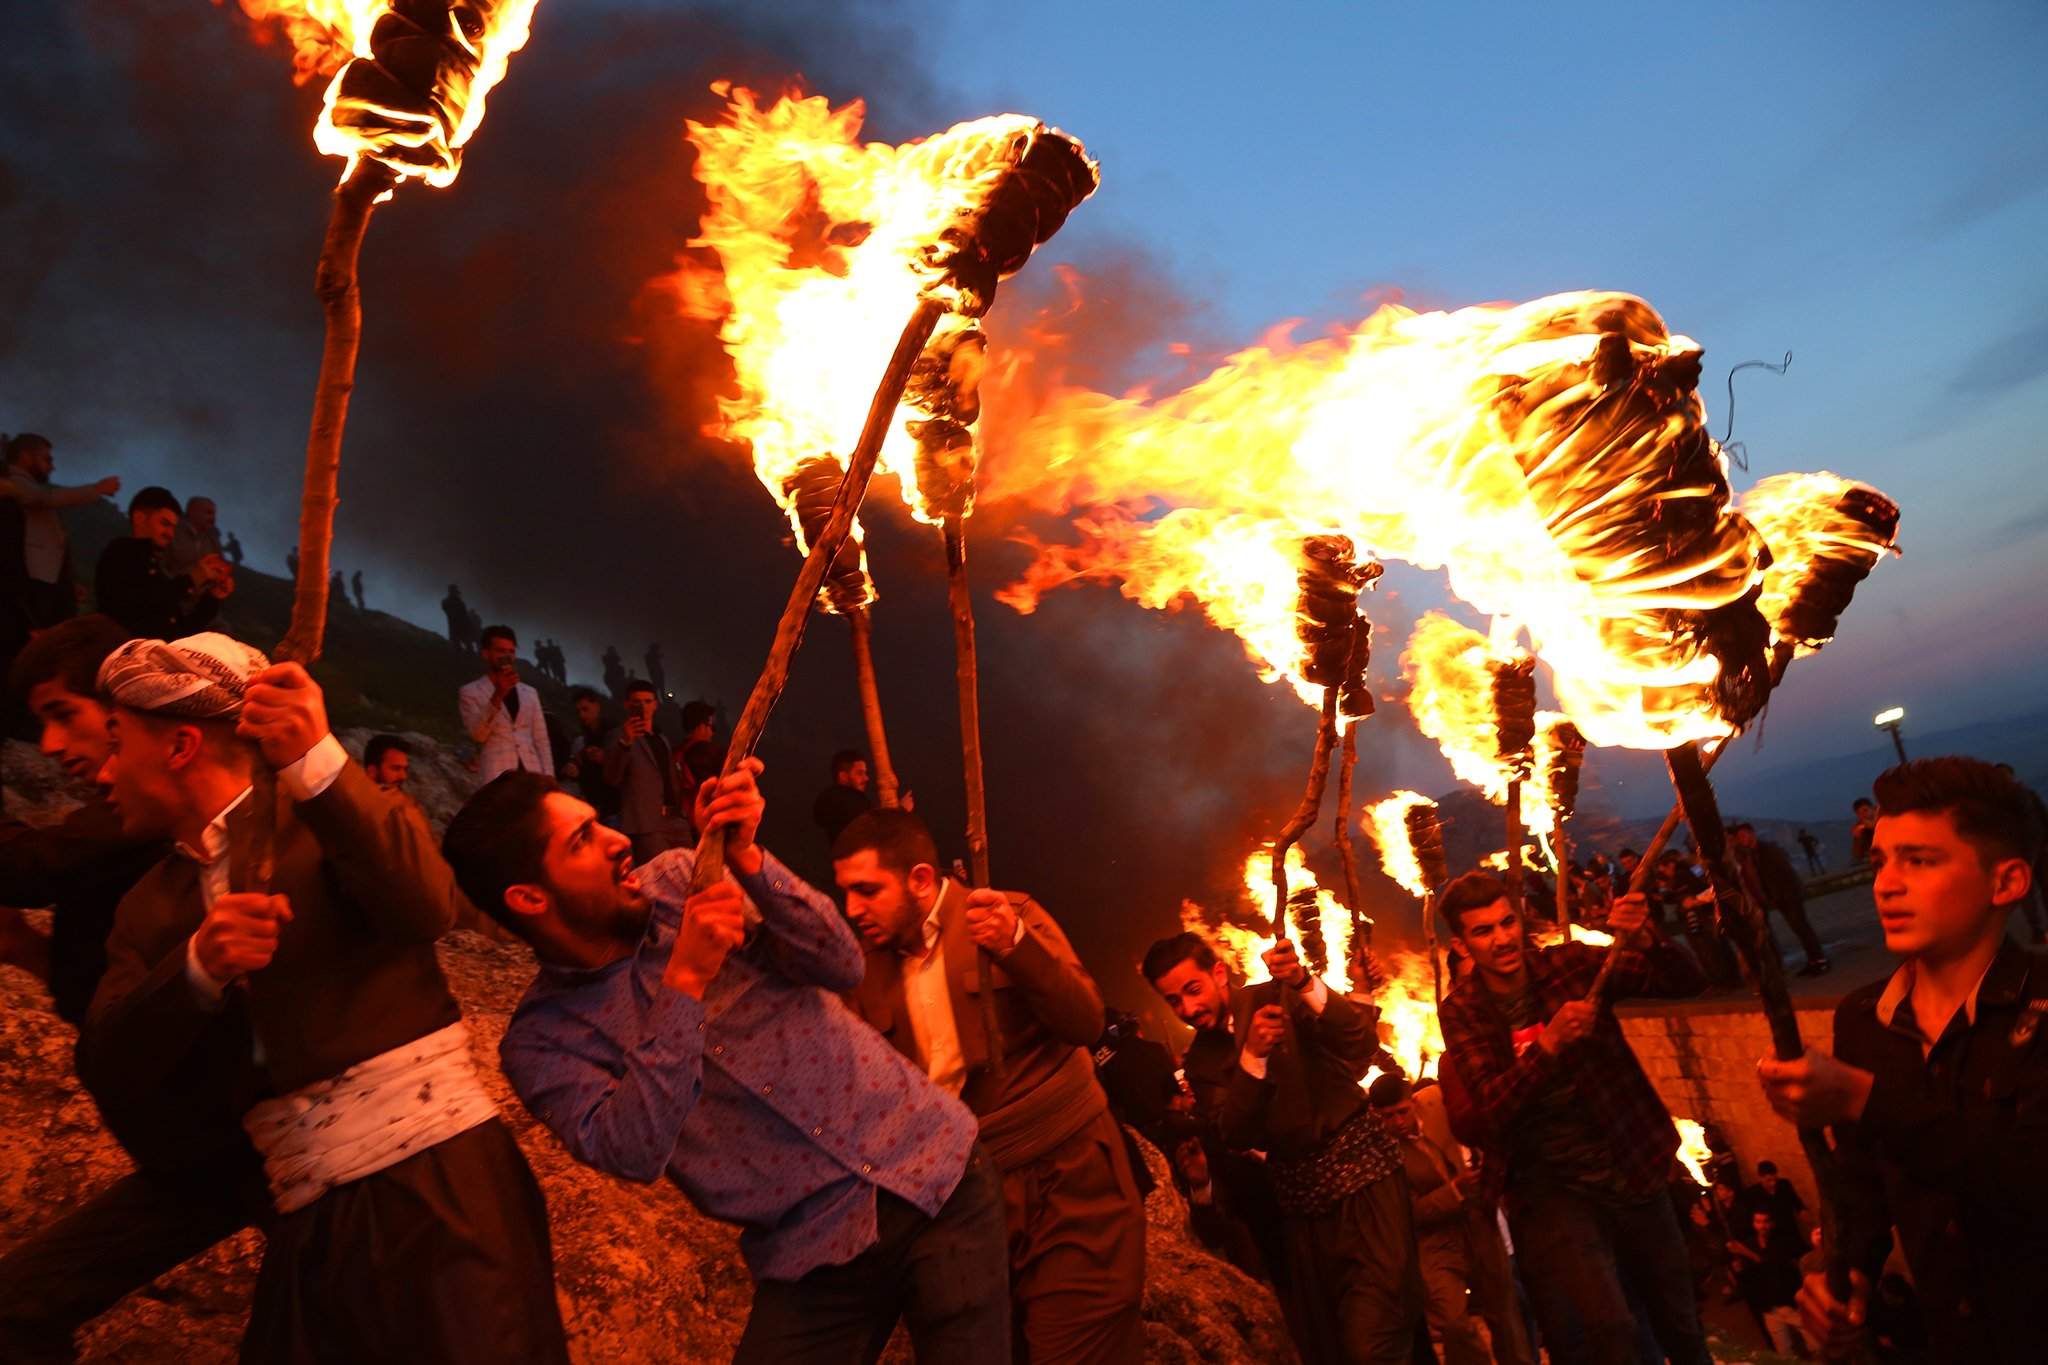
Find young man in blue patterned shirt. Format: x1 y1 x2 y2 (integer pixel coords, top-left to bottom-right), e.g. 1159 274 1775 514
443 759 1009 1363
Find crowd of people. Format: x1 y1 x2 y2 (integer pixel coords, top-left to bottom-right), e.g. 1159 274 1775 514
2 449 2046 1364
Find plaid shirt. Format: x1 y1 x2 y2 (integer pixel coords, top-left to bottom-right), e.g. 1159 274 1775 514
1439 929 1704 1206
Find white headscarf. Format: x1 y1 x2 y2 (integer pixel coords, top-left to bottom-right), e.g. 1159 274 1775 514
97 632 270 719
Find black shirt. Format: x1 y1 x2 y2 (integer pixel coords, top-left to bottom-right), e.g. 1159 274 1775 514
812 783 873 847
1831 938 2048 1362
0 799 166 1026
94 536 218 638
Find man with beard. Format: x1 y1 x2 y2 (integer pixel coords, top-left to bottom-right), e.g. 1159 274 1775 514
1 434 119 667
459 624 552 783
1435 874 1709 1365
80 633 568 1362
835 808 1145 1364
0 616 269 1364
443 761 1008 1364
1142 930 1423 1364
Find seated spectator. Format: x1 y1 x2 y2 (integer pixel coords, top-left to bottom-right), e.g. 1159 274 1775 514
1729 1208 1809 1356
363 734 413 794
164 495 222 576
93 487 232 637
1736 1159 1807 1236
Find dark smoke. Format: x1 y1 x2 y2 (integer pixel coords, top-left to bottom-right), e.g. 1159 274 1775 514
2 0 1454 1021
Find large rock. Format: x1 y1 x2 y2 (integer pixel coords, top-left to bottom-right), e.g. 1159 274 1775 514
1 743 1288 1362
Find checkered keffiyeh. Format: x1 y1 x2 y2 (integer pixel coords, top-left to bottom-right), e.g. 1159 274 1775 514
97 632 269 719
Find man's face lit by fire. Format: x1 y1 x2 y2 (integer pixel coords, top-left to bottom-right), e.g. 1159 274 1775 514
840 759 870 793
1374 1095 1420 1140
575 696 603 731
97 709 199 841
28 682 113 783
833 849 935 953
1751 1210 1773 1240
504 792 648 946
1452 897 1526 985
367 750 410 792
1150 956 1233 1032
132 507 179 551
1869 808 2030 960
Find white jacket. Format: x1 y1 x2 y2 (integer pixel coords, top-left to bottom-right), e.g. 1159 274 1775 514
458 674 554 782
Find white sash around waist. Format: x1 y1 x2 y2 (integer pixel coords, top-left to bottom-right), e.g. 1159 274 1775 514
242 1020 499 1214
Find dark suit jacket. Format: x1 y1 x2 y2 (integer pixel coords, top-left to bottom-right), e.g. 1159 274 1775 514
846 883 1105 1121
1182 979 1380 1161
1754 840 1807 910
81 761 469 1163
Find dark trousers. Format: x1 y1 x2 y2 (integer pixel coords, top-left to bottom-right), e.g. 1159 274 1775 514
735 1143 1012 1365
243 1119 569 1365
0 1161 259 1362
1767 900 1826 966
1000 1108 1146 1365
1278 1170 1425 1365
1505 1182 1709 1365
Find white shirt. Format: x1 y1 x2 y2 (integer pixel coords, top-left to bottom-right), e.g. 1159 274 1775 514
1237 975 1330 1080
457 674 554 782
902 880 968 1096
182 734 351 1004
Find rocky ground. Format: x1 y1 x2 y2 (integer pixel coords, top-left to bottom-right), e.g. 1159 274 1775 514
0 739 1290 1362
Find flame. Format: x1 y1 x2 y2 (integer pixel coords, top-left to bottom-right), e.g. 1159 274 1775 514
985 290 1773 749
663 85 1093 577
1364 790 1437 899
1399 615 1570 830
222 0 540 187
1674 1117 1713 1187
1740 471 1901 658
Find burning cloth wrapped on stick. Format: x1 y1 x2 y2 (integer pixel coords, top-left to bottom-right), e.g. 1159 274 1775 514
225 0 543 661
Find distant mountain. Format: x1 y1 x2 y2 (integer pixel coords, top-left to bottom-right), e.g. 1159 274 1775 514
1710 711 2048 820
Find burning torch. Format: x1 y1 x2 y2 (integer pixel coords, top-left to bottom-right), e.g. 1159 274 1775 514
1269 535 1381 979
1365 791 1449 1006
686 119 1098 898
1536 716 1586 931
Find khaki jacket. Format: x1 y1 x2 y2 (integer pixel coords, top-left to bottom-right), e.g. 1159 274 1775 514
81 762 470 1163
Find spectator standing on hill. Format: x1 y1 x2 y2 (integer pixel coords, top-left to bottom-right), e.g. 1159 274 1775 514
1797 828 1825 875
441 584 468 647
329 571 347 612
1731 822 1830 977
458 625 552 783
813 749 877 849
222 532 243 566
164 496 222 577
644 642 666 700
604 679 693 862
601 644 627 699
94 487 232 638
562 687 618 821
2 432 119 645
287 545 299 582
351 570 365 612
1850 797 1877 862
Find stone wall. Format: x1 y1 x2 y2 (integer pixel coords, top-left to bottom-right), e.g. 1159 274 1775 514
1618 997 1840 1206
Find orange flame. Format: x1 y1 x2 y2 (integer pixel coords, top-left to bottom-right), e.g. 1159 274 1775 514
1363 790 1437 900
985 291 1772 750
1674 1117 1713 1186
220 0 540 187
1740 471 1901 658
663 85 1095 581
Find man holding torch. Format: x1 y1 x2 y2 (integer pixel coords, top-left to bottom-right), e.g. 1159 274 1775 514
1142 930 1422 1364
79 634 569 1363
444 762 1011 1363
834 809 1146 1364
1757 757 2047 1364
1434 873 1709 1365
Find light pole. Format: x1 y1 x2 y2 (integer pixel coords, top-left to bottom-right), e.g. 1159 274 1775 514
1874 706 1908 763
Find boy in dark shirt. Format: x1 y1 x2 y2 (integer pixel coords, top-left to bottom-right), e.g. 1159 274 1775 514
1758 757 2047 1363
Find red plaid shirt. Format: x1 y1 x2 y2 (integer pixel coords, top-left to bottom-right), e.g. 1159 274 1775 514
1439 929 1705 1206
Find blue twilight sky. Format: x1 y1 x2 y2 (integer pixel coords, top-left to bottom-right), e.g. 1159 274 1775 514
895 0 2048 776
9 0 2044 822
